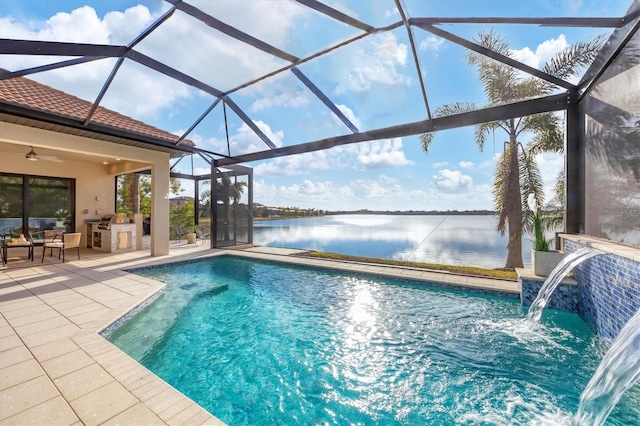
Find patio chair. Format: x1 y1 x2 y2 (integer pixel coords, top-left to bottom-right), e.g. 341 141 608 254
41 232 81 263
194 224 210 245
174 224 190 242
30 230 64 258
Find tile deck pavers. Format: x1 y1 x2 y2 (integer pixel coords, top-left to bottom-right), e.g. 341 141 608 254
1 243 518 425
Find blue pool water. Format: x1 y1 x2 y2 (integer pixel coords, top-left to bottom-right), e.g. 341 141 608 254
108 256 640 425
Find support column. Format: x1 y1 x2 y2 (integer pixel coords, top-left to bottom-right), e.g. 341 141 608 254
150 159 170 256
565 99 584 236
247 166 253 245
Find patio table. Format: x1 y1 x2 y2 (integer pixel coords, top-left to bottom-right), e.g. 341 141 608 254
1 240 34 264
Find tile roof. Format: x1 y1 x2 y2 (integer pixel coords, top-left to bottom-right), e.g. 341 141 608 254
0 73 194 147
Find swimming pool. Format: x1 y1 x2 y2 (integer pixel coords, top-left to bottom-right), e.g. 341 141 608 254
108 256 640 425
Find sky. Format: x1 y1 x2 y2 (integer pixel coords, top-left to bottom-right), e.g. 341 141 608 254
0 0 632 211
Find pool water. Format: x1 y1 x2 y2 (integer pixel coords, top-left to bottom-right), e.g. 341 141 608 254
109 256 640 425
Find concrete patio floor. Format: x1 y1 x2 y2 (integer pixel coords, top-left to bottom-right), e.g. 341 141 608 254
1 241 518 425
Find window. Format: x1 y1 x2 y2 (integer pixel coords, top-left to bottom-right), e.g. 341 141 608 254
0 173 75 237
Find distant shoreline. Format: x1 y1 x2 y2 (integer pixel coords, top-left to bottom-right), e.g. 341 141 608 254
326 210 496 216
254 210 496 220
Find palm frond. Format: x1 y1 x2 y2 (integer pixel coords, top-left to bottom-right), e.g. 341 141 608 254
544 170 566 235
543 34 607 81
433 102 477 116
493 146 511 235
474 121 500 153
419 132 435 153
522 113 564 154
468 29 520 105
519 145 544 235
419 102 477 153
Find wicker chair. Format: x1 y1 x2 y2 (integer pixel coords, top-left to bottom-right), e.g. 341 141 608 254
41 232 81 263
194 224 210 245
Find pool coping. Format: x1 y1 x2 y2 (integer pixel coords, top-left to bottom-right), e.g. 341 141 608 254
0 245 518 425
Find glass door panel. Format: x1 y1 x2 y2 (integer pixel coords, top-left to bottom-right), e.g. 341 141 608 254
28 177 72 234
0 175 23 237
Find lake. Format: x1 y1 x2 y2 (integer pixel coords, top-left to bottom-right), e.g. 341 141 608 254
253 214 534 269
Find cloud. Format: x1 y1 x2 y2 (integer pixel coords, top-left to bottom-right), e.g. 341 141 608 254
356 138 414 168
334 32 412 94
251 91 310 112
433 161 449 168
0 5 169 112
253 171 491 212
253 136 413 176
433 169 473 192
254 151 330 176
200 120 284 156
1 3 308 119
335 104 362 130
255 175 400 209
510 34 569 70
534 152 564 203
459 161 474 169
384 7 399 18
419 36 446 54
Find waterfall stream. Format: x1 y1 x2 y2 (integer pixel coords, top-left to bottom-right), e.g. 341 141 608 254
572 308 640 426
525 247 602 323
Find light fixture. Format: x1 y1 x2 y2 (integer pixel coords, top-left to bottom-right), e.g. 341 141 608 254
102 161 109 165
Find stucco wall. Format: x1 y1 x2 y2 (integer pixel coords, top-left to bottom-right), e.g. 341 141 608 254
0 151 115 238
0 122 170 254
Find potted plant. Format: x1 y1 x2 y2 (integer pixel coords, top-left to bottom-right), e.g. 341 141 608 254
54 208 68 227
528 194 564 276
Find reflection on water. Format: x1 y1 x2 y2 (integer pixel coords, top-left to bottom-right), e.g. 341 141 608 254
253 215 533 269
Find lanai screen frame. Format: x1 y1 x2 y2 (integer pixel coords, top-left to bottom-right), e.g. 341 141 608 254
1 0 639 244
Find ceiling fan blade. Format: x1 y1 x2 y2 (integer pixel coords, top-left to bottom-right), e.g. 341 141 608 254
37 155 63 162
22 146 63 162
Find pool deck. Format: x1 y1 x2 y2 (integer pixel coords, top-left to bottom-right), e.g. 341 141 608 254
1 243 518 425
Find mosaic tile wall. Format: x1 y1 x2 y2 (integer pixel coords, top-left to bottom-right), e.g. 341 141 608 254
565 240 640 343
520 279 579 313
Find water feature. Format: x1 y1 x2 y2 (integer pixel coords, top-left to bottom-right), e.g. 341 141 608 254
572 308 640 426
525 247 602 323
523 246 639 424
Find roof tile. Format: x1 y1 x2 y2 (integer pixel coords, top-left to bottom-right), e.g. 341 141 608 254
0 74 193 146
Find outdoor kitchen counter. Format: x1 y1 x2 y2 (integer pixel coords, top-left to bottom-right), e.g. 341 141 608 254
91 223 137 253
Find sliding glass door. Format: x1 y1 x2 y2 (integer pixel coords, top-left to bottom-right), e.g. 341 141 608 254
28 177 73 235
0 175 24 236
0 173 75 238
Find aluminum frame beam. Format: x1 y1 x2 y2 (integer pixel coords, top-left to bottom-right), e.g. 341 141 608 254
166 0 299 63
413 24 578 91
411 17 625 27
294 0 375 32
395 0 431 119
578 3 640 96
290 67 359 133
216 93 570 166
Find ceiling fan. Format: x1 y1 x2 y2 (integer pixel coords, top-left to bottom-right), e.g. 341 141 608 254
25 146 62 162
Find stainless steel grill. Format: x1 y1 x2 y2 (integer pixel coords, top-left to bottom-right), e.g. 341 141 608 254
97 214 116 230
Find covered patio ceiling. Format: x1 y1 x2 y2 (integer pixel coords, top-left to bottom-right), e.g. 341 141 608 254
1 0 638 173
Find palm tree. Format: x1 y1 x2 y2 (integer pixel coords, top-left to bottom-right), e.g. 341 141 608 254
215 174 246 241
420 29 604 268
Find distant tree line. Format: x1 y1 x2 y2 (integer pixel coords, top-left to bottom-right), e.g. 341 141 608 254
254 204 324 218
327 209 495 216
253 204 495 218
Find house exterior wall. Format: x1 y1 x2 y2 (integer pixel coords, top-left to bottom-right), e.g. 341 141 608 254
0 122 171 255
